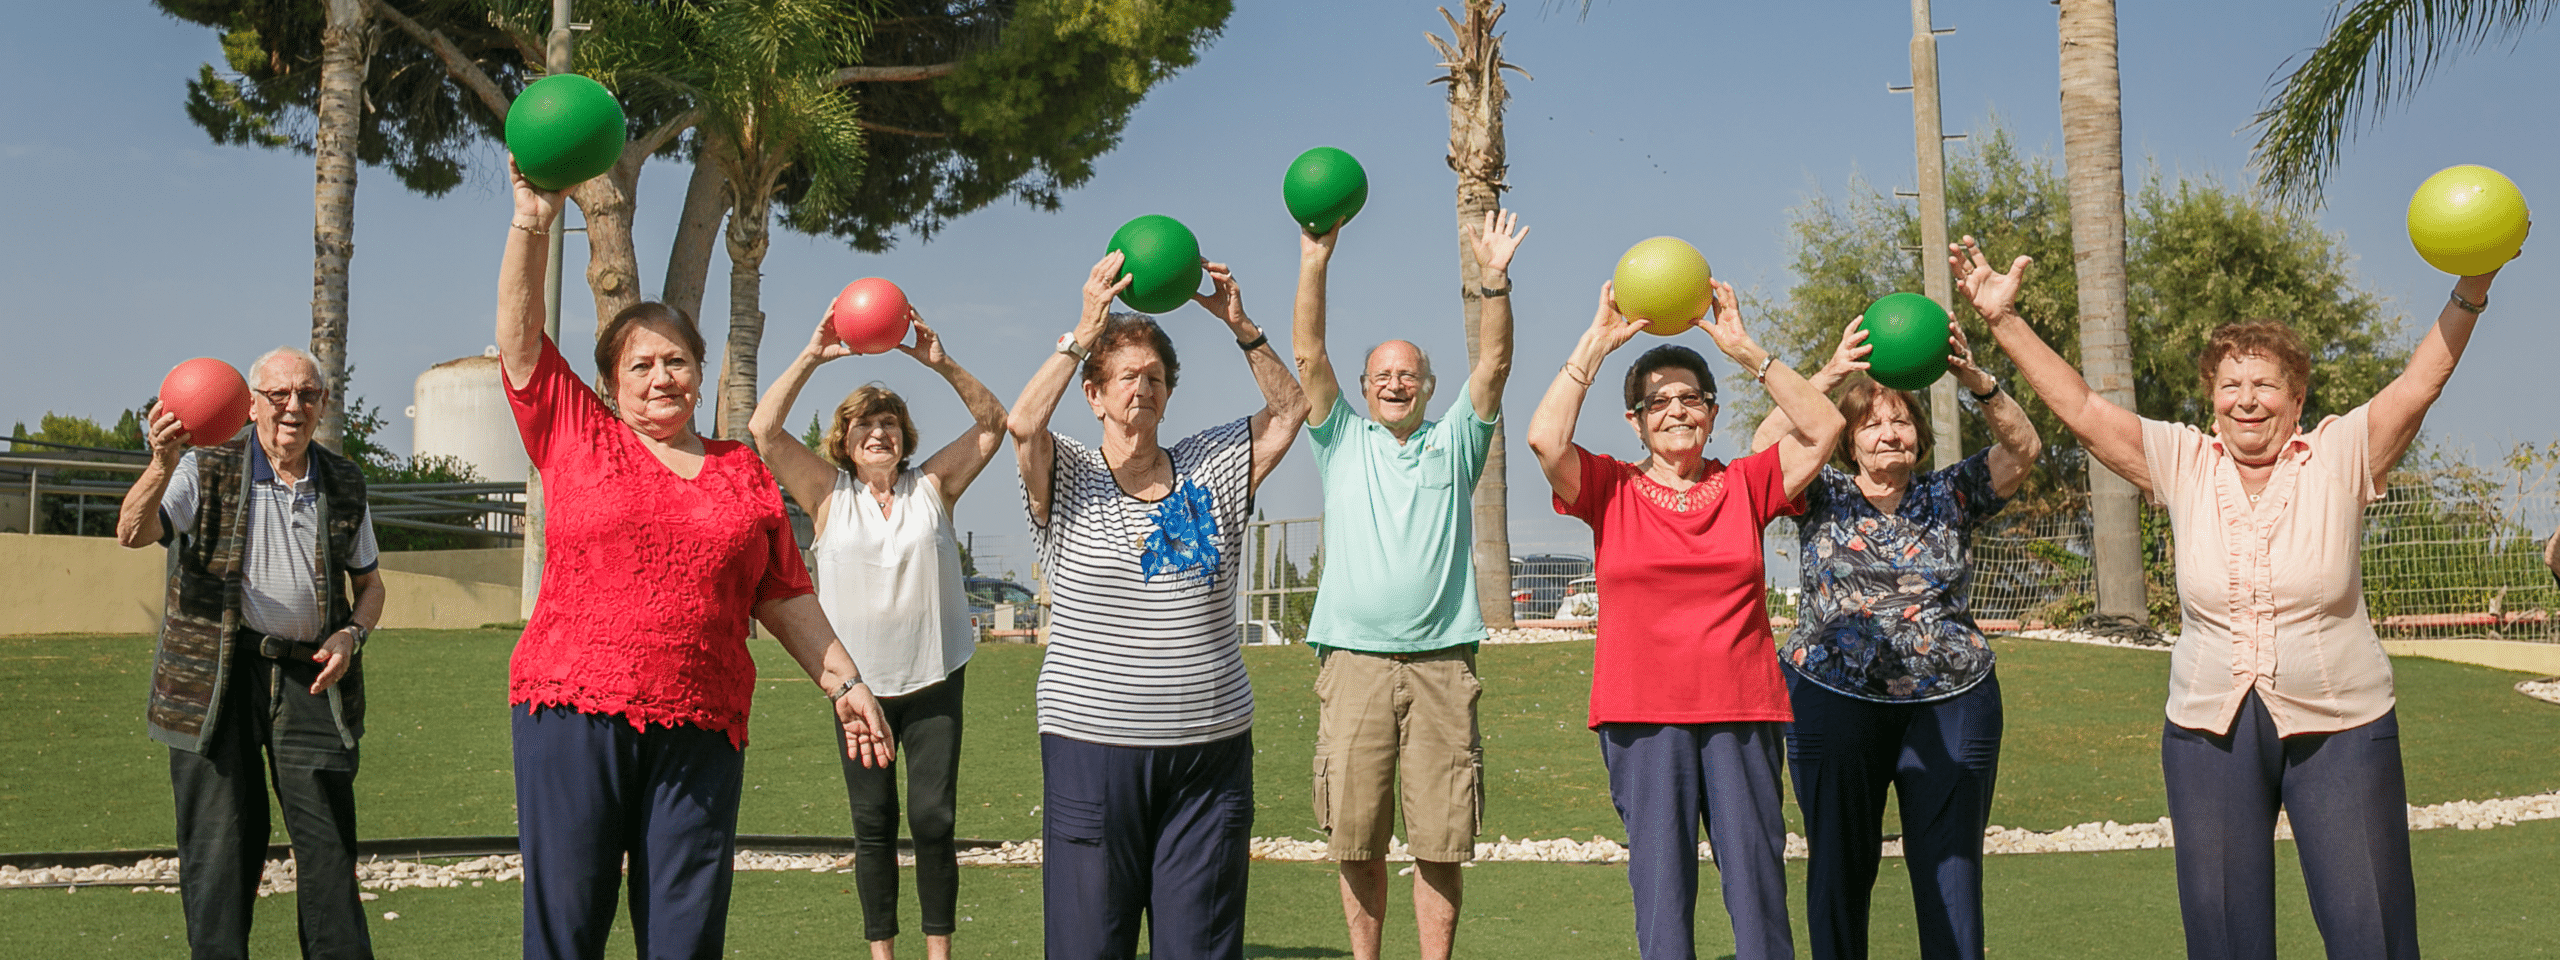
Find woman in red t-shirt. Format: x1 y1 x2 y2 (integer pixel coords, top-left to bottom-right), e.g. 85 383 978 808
495 164 892 960
1526 280 1844 960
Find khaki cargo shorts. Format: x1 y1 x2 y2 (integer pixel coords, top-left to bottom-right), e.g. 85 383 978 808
1310 645 1483 863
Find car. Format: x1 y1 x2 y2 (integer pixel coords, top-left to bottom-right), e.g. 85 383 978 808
1508 553 1592 620
965 576 1043 633
1551 575 1599 619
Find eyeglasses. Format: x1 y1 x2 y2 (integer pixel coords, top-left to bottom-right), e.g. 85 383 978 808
1637 392 1714 414
256 388 327 408
1367 372 1425 387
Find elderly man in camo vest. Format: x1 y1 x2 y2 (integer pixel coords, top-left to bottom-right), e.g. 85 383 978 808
117 346 386 960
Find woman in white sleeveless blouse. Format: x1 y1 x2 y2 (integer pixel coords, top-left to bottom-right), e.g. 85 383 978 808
750 307 1006 960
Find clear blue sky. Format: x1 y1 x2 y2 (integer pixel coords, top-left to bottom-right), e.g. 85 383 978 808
6 1 2556 570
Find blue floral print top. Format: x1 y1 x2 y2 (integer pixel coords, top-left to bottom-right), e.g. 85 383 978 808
1783 452 2010 703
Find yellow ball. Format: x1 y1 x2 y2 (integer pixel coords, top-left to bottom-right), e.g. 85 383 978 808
2407 164 2530 276
1611 237 1713 337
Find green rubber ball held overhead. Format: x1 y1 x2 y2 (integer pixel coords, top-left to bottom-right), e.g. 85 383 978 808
1106 214 1204 315
505 74 627 191
1857 293 1952 391
1282 147 1369 236
2406 164 2531 276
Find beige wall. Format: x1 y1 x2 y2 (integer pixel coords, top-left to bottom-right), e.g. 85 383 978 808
375 547 521 587
2382 638 2560 677
0 534 521 636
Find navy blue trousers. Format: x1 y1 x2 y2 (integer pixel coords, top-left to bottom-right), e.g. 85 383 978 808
512 706 744 960
1784 667 2003 960
2162 691 2419 960
1600 722 1795 960
1040 732 1254 960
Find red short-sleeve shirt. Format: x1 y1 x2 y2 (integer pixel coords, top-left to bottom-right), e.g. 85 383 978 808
504 336 813 748
1555 444 1801 728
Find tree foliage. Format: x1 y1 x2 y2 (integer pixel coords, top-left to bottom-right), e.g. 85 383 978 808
1759 126 2406 512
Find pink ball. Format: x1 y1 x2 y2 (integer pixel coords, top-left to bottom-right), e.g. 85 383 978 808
158 358 251 446
828 278 912 355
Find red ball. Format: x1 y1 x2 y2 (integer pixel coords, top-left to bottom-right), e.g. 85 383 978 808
828 278 912 355
158 358 251 447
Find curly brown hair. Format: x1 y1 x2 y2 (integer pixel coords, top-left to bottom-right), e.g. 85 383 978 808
822 385 919 473
2199 319 2311 399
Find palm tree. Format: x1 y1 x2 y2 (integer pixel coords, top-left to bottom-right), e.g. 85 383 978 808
310 0 369 452
2058 0 2145 620
1430 2 1529 630
2253 0 2556 206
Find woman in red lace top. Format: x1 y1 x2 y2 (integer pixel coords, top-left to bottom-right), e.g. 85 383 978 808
1526 281 1843 960
495 164 891 960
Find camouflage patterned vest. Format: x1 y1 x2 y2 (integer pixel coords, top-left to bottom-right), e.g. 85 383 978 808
147 437 370 753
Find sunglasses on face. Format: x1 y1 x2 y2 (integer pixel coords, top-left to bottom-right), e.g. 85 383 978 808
257 388 327 408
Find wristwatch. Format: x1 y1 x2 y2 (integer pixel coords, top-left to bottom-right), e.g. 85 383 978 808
1055 332 1092 362
1969 377 2003 402
831 676 867 701
338 623 369 653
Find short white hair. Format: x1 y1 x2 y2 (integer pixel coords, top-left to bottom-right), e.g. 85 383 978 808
250 346 324 391
1361 341 1436 386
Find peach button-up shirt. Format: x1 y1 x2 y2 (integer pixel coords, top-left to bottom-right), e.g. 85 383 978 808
2140 404 2391 738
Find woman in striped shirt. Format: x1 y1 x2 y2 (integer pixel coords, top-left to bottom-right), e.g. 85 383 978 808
1005 250 1307 960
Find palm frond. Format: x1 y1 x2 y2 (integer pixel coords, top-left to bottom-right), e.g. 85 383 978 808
2250 0 2555 208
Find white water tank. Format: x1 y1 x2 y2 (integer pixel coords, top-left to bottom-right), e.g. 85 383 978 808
406 349 526 482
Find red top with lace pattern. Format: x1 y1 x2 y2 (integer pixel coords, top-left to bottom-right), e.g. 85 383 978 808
503 335 812 748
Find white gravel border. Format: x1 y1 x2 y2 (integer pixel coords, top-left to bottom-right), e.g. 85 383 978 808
15 790 2558 894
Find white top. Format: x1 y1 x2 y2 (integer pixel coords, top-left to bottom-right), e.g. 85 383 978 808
162 446 380 642
812 468 975 697
1027 418 1256 746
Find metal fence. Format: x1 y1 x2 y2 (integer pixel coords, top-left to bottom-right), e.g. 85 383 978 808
1240 516 1322 643
0 441 525 543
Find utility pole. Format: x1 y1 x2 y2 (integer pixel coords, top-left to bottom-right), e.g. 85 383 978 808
521 0 575 619
1893 0 1963 469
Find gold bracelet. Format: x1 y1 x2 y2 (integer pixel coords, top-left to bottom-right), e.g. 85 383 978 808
1561 362 1593 387
511 219 549 236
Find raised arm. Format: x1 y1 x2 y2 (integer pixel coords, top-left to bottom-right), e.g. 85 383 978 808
1195 261 1308 491
1750 316 1868 454
1527 282 1647 505
1945 322 2042 498
1292 227 1343 425
1696 280 1843 499
1466 208 1527 419
1952 237 2151 496
749 311 855 526
2366 267 2502 481
118 404 190 549
1009 253 1126 527
497 162 564 391
901 315 1010 508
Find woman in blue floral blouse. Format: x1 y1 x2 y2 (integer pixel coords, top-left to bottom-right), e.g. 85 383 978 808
1749 317 2040 960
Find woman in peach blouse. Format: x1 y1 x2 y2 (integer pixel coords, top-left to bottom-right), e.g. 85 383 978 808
1949 236 2506 960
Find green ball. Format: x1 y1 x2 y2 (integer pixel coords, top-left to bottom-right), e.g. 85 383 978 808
1857 293 1952 391
1107 214 1203 315
505 74 626 191
1282 146 1369 235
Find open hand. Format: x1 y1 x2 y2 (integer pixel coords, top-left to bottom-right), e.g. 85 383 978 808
1950 235 2031 322
1083 251 1133 328
1193 261 1251 329
1945 319 1997 396
507 160 563 229
1587 281 1646 355
804 309 856 363
1470 208 1528 275
1694 280 1763 366
836 684 894 768
308 630 357 694
892 312 950 368
1301 223 1340 263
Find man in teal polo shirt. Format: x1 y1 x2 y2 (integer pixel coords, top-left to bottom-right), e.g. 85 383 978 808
1292 208 1524 960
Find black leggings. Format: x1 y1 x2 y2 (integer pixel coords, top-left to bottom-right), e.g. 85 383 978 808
837 665 966 942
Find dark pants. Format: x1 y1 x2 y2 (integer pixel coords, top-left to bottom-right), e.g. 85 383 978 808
1599 721 1795 960
1784 667 2004 960
171 649 372 960
2162 691 2419 960
1040 731 1255 960
838 666 966 943
512 705 745 960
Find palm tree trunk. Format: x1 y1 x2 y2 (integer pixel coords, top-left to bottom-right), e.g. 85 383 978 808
662 132 731 322
309 0 368 453
1433 1 1522 630
2059 0 2144 619
716 160 781 443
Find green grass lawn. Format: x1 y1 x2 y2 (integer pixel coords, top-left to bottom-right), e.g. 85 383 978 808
6 630 2559 958
7 632 2556 852
8 819 2557 958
